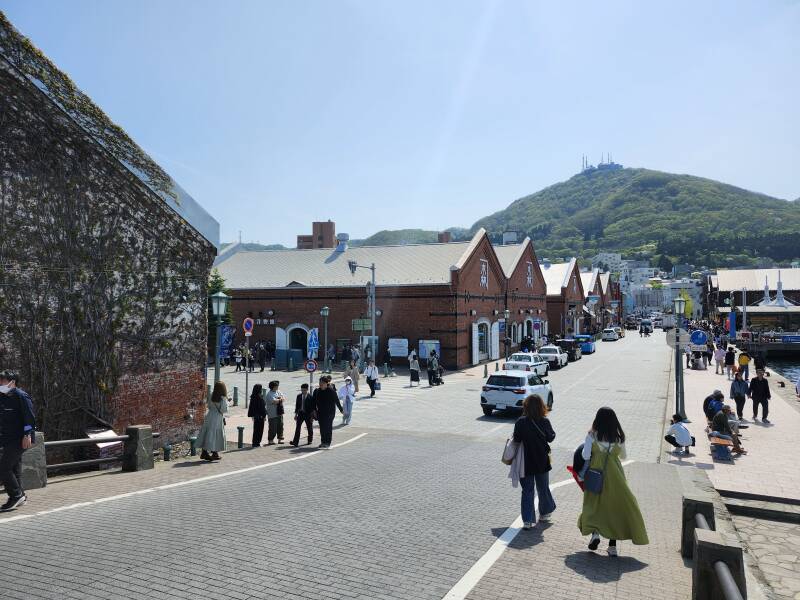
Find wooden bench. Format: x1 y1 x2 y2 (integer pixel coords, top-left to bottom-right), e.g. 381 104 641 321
708 435 734 460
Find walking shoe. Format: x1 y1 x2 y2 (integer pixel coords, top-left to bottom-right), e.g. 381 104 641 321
763 418 771 424
278 439 285 444
0 495 27 512
288 441 298 447
210 452 221 461
588 533 601 551
522 521 533 530
317 444 326 448
200 450 212 461
606 546 618 557
539 513 552 522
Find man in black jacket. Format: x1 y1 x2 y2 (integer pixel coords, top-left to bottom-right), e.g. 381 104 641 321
312 376 342 449
749 369 772 423
290 383 315 447
0 370 36 512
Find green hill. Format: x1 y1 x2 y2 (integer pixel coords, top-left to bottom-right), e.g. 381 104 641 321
470 168 800 268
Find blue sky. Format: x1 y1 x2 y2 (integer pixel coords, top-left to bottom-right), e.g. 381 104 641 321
3 0 799 246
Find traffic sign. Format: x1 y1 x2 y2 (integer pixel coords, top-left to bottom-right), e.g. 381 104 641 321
245 331 252 337
242 317 254 333
304 359 318 373
308 327 319 350
666 328 691 348
690 330 708 346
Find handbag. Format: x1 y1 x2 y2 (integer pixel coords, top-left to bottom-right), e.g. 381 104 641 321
374 381 382 391
584 444 611 494
501 438 519 465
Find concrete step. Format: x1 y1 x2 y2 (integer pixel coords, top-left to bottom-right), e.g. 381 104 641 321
720 491 800 524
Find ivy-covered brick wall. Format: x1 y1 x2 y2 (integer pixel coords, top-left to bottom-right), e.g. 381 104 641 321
0 14 216 441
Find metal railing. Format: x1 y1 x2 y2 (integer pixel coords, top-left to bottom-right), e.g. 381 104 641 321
693 513 745 600
44 432 160 472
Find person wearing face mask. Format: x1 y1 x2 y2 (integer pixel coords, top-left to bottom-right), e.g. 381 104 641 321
0 370 36 512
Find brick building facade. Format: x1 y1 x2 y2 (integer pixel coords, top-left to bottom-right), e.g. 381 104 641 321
0 14 218 441
543 259 587 336
216 230 549 369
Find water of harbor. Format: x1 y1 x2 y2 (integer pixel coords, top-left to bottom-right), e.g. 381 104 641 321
769 358 800 385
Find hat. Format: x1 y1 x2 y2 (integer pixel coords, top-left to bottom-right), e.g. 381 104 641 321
713 390 724 398
345 376 352 381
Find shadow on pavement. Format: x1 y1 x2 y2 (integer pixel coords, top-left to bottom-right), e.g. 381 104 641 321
563 552 648 582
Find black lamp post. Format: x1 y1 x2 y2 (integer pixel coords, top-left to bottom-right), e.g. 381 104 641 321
504 308 511 360
673 296 687 420
320 306 330 372
210 291 230 384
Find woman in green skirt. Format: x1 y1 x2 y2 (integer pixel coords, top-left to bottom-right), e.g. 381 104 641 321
578 407 648 556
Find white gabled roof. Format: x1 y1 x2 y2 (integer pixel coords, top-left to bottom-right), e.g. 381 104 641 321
579 269 599 298
493 238 531 278
541 258 576 296
217 234 482 290
715 268 800 292
599 272 611 294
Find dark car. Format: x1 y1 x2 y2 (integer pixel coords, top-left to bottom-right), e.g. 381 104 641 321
556 338 582 362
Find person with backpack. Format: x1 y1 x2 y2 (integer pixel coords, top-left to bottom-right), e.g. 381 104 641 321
724 346 736 380
0 370 36 512
729 372 749 421
578 407 649 556
427 351 440 386
738 349 752 381
512 394 556 530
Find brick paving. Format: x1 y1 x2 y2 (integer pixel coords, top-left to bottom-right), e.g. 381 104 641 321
0 333 698 599
668 354 800 501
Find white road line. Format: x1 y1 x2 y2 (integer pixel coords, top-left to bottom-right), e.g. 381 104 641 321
443 459 635 600
0 433 368 526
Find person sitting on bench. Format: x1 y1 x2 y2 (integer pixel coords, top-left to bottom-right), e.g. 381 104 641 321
703 390 724 422
665 414 694 455
711 405 746 455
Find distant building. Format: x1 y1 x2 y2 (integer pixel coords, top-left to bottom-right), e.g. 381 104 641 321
591 252 626 273
708 268 800 330
581 153 623 173
297 220 336 249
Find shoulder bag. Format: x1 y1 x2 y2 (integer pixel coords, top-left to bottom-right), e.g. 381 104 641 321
501 438 519 465
584 443 611 494
530 419 552 466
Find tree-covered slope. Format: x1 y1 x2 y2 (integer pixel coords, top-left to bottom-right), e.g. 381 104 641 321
470 168 800 267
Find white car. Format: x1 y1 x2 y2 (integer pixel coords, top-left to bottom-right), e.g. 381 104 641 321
602 327 619 341
481 370 554 416
503 352 549 376
537 345 568 369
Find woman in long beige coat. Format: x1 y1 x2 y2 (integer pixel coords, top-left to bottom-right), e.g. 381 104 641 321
347 360 360 393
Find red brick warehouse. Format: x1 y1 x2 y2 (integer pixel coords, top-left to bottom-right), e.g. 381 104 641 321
215 229 550 369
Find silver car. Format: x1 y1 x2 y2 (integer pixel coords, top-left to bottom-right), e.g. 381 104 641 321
503 352 549 376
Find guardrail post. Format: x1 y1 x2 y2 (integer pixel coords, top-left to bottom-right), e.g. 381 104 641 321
20 430 47 490
692 528 746 600
682 494 715 558
237 426 245 449
122 425 154 472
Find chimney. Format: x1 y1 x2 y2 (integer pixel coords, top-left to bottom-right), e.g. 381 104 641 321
335 233 349 252
438 231 452 243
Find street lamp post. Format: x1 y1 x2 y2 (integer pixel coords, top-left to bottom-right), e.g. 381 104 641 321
210 291 231 384
348 260 377 364
673 296 687 420
320 306 330 372
504 308 511 360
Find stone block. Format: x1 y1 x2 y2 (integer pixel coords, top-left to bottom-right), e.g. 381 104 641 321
122 425 154 472
682 493 716 558
20 431 47 490
692 528 746 600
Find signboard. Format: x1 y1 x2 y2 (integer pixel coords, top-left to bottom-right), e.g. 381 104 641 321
499 320 506 333
781 335 800 344
351 318 371 331
242 317 254 333
388 338 409 357
245 331 252 337
587 295 600 304
689 344 707 352
418 339 441 360
689 330 708 346
219 325 236 358
304 359 318 373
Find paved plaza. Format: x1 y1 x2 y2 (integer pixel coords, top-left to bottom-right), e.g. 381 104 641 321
2 335 697 599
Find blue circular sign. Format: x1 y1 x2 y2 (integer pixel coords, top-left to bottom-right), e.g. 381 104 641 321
690 330 708 345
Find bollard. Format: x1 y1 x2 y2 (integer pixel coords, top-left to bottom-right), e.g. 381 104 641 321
495 362 499 372
483 363 488 378
233 387 239 407
271 358 276 371
163 444 172 461
122 425 154 472
237 426 245 449
189 435 198 456
383 362 389 377
288 357 295 371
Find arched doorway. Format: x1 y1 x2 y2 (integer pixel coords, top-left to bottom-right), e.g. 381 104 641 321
289 328 308 352
478 322 489 361
526 320 533 338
